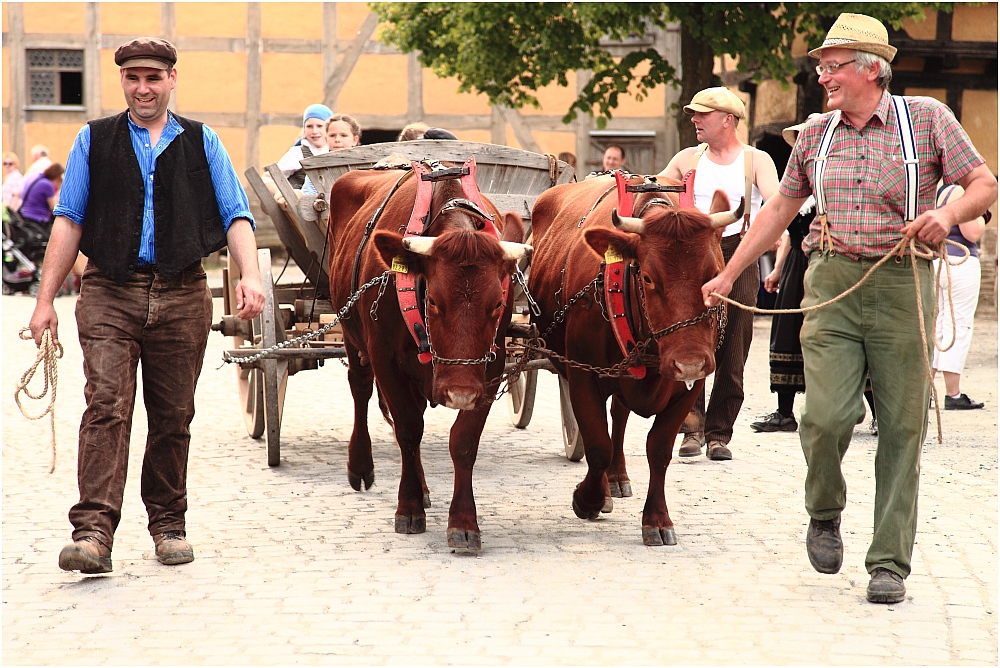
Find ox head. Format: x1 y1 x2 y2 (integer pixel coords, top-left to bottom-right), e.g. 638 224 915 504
583 191 741 382
373 212 531 410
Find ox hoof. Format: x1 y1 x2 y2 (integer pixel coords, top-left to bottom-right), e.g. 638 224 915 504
601 496 614 513
608 480 633 498
572 498 602 521
641 526 678 547
394 515 426 534
347 468 375 492
423 492 432 509
447 528 482 552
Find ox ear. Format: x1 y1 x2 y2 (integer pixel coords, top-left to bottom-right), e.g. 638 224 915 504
583 228 637 263
373 230 426 275
500 211 526 243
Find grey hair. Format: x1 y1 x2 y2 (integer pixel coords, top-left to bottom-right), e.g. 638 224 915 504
854 51 892 90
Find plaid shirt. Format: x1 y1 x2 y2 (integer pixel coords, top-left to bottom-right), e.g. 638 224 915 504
779 92 985 259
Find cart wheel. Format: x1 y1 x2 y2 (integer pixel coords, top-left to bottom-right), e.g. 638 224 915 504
226 256 265 439
507 367 537 428
558 375 584 461
257 249 289 467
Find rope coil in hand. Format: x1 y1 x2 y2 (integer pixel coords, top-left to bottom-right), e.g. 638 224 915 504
15 327 63 473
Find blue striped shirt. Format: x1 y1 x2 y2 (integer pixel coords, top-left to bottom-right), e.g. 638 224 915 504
54 111 254 264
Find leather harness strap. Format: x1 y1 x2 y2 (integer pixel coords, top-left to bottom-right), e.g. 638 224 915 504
603 170 645 379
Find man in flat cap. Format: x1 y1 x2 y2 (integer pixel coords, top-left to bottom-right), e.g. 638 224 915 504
703 13 997 603
659 86 780 462
29 37 265 574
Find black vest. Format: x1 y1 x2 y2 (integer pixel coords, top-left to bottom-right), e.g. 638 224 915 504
81 111 227 283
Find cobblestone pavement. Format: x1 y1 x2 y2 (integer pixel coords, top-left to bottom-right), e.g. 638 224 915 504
3 274 997 665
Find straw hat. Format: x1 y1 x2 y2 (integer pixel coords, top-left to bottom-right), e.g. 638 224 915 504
781 113 823 147
808 13 897 62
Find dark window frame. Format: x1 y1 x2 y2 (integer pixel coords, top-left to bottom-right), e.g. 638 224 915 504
25 48 85 110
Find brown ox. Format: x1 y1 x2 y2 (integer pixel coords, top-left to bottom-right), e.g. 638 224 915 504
528 175 740 545
327 168 530 551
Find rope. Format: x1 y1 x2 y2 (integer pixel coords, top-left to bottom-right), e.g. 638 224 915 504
710 238 970 444
14 327 63 473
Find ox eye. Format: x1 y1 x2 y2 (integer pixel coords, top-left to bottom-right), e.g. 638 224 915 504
642 275 653 285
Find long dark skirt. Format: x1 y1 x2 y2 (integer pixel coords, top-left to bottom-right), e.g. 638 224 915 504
768 243 807 394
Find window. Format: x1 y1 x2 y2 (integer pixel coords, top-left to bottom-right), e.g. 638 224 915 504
27 49 84 107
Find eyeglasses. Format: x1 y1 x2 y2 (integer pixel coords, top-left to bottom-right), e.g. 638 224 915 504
815 59 856 76
2 162 13 167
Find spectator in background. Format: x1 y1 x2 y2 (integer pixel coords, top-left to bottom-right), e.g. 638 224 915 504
25 144 52 178
932 184 989 410
602 144 625 172
557 151 577 170
18 163 64 229
263 104 332 208
3 152 24 207
302 114 363 196
398 122 429 141
423 127 458 140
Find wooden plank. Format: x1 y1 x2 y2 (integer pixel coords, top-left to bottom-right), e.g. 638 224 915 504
496 105 542 153
323 12 379 109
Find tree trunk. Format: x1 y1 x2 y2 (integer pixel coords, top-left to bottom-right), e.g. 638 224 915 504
678 24 716 150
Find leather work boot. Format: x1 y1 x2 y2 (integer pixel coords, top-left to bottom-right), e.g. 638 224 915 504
58 536 112 574
706 440 732 461
153 531 194 565
806 516 843 574
678 432 704 458
866 568 906 603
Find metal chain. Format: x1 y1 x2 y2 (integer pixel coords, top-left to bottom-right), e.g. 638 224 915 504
222 271 391 366
539 270 605 341
369 271 390 321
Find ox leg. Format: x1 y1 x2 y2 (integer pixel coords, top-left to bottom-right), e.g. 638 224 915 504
568 372 613 521
607 397 633 499
641 394 697 546
346 345 376 492
444 407 490 551
378 378 428 535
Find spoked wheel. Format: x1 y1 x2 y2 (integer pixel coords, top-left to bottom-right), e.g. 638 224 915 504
558 375 584 461
506 365 537 428
226 254 265 439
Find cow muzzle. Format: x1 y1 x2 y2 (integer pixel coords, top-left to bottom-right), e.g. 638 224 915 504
442 387 482 411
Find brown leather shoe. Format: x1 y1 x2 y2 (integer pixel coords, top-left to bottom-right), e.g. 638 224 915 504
678 432 704 457
58 537 112 574
706 440 732 461
153 530 194 565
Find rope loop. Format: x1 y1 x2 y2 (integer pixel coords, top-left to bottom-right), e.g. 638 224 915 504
15 327 63 473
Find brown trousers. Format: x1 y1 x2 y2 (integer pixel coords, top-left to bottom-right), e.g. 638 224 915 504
681 234 759 444
70 261 213 549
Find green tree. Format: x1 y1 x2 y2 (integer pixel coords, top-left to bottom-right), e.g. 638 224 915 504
370 3 946 148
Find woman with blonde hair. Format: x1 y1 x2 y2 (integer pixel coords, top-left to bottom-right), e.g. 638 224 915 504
3 152 24 208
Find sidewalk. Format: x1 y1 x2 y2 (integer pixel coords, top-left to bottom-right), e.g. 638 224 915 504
3 283 996 665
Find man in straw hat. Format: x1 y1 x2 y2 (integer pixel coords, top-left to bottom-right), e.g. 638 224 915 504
28 37 265 575
702 13 997 603
659 86 780 461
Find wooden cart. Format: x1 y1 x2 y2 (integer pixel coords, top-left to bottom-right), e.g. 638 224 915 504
216 141 584 466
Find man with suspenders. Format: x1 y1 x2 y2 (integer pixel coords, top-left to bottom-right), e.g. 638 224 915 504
660 87 780 461
702 14 997 603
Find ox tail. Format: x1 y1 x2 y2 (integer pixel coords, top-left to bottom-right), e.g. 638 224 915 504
375 382 394 428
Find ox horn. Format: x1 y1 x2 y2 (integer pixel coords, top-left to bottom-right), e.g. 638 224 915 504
401 236 436 256
709 197 745 229
499 242 533 262
611 208 645 234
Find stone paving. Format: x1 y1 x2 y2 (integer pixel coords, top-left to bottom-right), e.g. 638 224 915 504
3 274 997 665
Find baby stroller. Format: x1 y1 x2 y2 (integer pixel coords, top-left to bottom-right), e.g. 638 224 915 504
2 206 50 296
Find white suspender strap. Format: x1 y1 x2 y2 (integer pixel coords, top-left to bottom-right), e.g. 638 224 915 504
689 143 708 171
813 111 841 217
891 95 919 223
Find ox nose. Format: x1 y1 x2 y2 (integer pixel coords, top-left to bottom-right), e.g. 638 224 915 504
444 389 481 411
672 359 706 381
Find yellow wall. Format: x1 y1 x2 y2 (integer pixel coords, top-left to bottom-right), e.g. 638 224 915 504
903 10 938 40
519 74 578 117
2 4 9 32
23 2 83 33
953 3 998 41
214 126 247 174
534 131 576 156
261 3 323 40
337 3 371 40
176 52 248 114
176 3 246 38
423 73 491 116
100 50 123 111
338 54 408 115
23 122 82 166
261 53 324 115
963 89 998 173
2 47 9 109
100 4 161 36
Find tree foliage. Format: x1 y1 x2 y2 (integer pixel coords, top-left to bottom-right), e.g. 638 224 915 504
370 3 948 130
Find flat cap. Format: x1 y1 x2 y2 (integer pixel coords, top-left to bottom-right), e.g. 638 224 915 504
683 87 745 119
115 38 177 70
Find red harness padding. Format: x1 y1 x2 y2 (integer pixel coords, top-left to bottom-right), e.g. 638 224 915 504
395 157 509 364
603 170 645 379
679 168 696 209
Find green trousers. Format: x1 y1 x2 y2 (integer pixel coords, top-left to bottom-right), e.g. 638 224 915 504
799 251 934 579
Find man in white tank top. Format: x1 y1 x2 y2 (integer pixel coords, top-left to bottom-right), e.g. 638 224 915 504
659 86 780 461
